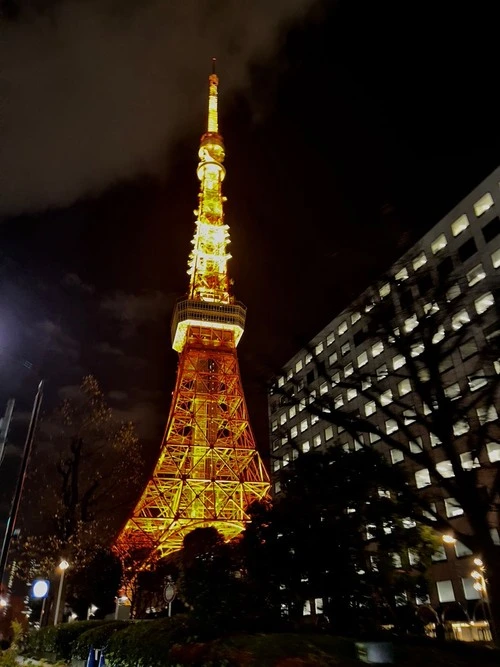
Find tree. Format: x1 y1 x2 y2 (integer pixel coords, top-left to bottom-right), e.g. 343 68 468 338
18 376 142 580
244 447 437 635
272 264 500 630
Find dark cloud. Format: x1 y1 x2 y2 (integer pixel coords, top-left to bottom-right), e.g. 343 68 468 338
1 0 315 217
62 272 94 294
108 389 128 402
100 289 174 337
113 399 165 441
94 341 124 357
34 319 80 360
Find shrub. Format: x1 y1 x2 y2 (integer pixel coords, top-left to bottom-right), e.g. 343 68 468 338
23 621 107 661
72 622 130 659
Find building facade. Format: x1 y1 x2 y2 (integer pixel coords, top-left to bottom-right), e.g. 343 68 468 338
269 167 500 631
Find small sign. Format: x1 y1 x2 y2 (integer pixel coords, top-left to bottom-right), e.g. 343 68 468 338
164 582 176 604
31 579 50 599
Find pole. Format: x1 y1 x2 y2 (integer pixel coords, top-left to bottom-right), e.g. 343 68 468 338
0 399 15 467
39 596 47 627
0 381 44 590
53 567 66 626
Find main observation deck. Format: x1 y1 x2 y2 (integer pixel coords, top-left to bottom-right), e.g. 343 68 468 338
171 298 246 352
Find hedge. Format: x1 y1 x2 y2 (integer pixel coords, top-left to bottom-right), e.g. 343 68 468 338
72 622 130 660
23 621 108 661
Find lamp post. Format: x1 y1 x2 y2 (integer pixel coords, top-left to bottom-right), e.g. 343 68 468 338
471 558 496 640
53 560 69 626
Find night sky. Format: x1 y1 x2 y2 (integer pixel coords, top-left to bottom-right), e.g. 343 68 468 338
1 0 499 491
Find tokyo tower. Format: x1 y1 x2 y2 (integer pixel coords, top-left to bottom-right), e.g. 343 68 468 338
115 64 270 571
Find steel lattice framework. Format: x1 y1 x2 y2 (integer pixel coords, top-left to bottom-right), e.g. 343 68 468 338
115 63 270 571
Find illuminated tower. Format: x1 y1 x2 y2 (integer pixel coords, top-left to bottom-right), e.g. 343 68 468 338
115 65 270 570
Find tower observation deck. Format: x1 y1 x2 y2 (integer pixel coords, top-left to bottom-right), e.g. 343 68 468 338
115 64 270 572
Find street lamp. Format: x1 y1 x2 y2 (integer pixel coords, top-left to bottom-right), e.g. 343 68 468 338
442 534 457 545
53 560 69 626
470 558 496 641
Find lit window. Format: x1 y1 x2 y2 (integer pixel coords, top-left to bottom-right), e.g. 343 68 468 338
378 488 391 498
419 368 430 382
404 314 418 333
430 432 441 447
289 406 296 418
444 382 460 400
452 309 470 330
423 301 439 315
392 354 405 370
495 359 500 374
460 451 479 470
369 432 381 444
395 267 408 282
305 352 312 364
328 351 338 365
398 378 411 396
331 371 340 386
357 351 368 367
436 460 454 478
467 263 486 286
338 321 348 336
462 577 481 601
403 409 416 425
415 468 431 488
468 369 487 392
273 459 280 472
278 377 284 388
341 342 350 356
487 442 500 462
295 360 303 373
345 363 354 377
290 425 298 439
279 413 287 426
391 449 404 464
365 401 376 416
271 420 278 432
413 252 427 270
386 419 398 434
274 480 281 494
492 248 500 269
334 395 344 409
475 291 494 315
432 546 447 562
402 517 416 529
473 192 494 217
351 311 361 324
422 502 437 521
302 440 310 453
326 332 335 346
380 389 392 405
313 434 321 448
445 497 463 517
379 283 391 299
433 325 445 343
446 283 461 301
315 342 324 355
431 233 447 254
282 453 290 467
347 387 357 401
362 377 372 390
320 382 328 396
454 541 473 558
459 339 478 361
298 401 305 412
391 553 402 568
372 340 384 357
451 214 469 237
311 414 319 425
491 528 500 545
377 364 388 381
436 580 455 603
453 420 469 436
409 437 423 453
409 549 420 566
324 426 333 441
281 436 289 446
477 405 498 425
411 342 424 357
300 419 308 433
287 369 293 380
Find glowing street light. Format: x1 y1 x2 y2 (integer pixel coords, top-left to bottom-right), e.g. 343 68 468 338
442 534 457 545
53 560 69 626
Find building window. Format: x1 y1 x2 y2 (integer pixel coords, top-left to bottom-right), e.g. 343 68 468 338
391 449 404 464
273 459 280 472
454 541 473 558
287 369 293 380
324 426 333 441
468 369 487 392
319 382 328 396
341 342 350 356
446 284 461 303
379 283 391 299
311 414 319 425
345 363 354 377
491 248 500 269
347 387 357 401
431 233 447 254
423 301 439 315
326 332 335 346
300 419 308 433
415 468 430 488
453 419 470 436
386 419 398 435
483 216 500 243
357 351 368 367
436 460 454 478
278 376 284 388
413 252 427 270
302 440 310 453
380 389 392 405
282 453 290 467
422 502 437 521
271 420 278 432
404 314 418 333
377 364 389 381
459 338 478 361
451 214 469 237
430 432 441 447
462 577 481 601
369 432 381 444
452 309 470 330
392 354 405 370
290 426 298 439
365 401 376 417
445 497 463 517
477 405 498 424
338 321 348 336
403 409 416 425
372 341 384 357
395 266 409 282
411 341 424 357
334 395 344 409
473 192 494 217
487 442 500 462
328 351 338 365
331 371 340 386
432 546 447 562
274 480 281 494
398 378 411 396
444 382 461 400
460 451 479 470
315 342 324 356
475 291 494 314
295 360 303 373
305 352 313 364
313 434 321 448
436 580 455 603
289 406 296 419
351 311 361 324
467 263 486 287
279 413 287 426
458 237 478 262
409 437 423 453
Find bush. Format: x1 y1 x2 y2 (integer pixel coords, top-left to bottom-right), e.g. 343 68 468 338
23 621 107 661
72 622 130 659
